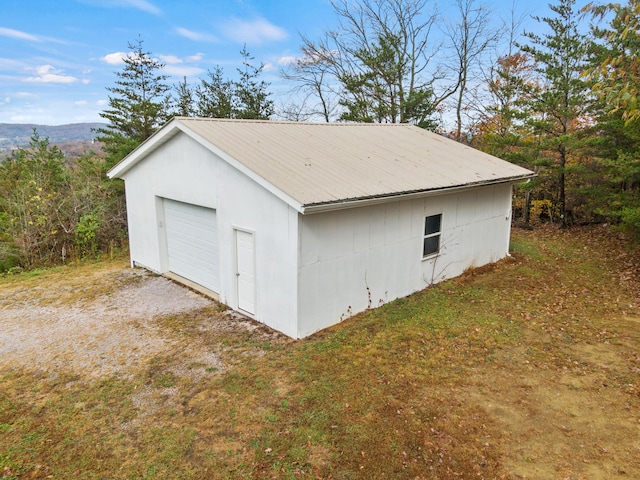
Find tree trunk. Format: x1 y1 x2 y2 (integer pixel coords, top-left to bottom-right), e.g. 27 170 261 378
559 145 567 226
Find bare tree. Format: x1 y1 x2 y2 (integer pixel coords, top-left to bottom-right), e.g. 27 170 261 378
444 0 501 142
280 40 340 122
284 0 461 127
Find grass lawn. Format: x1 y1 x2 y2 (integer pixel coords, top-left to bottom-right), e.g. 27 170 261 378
1 225 639 479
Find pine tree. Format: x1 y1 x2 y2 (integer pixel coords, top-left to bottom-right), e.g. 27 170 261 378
185 48 273 120
173 76 196 117
195 66 235 118
233 47 274 120
518 0 591 225
97 38 171 166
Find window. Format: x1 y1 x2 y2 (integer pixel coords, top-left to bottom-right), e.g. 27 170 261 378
423 214 442 258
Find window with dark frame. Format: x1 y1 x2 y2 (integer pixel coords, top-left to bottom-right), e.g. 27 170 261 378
423 214 442 258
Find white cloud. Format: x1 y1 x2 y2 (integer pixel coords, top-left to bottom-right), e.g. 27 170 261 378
124 0 161 15
84 0 161 15
176 27 218 43
0 27 42 42
277 55 297 66
219 17 287 45
101 52 127 65
187 53 205 62
0 27 66 45
0 57 27 70
158 54 183 64
75 100 88 106
25 65 78 84
96 99 108 106
101 51 162 65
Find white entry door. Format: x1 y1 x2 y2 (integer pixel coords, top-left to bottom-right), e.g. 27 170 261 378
164 199 219 292
235 229 256 315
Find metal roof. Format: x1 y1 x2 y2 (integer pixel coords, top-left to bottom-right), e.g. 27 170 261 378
109 117 535 212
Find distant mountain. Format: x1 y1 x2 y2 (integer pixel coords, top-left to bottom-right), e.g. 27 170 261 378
0 122 106 153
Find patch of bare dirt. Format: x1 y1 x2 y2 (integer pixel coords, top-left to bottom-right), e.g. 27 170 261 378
461 315 640 479
0 267 248 378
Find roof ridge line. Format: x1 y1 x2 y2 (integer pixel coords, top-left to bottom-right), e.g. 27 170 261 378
175 117 412 127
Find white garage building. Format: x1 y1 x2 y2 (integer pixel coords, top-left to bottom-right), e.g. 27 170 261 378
108 118 534 339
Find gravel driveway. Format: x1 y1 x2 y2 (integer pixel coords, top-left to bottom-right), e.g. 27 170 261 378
0 266 259 378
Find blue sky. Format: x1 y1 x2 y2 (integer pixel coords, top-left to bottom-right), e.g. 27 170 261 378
0 0 553 125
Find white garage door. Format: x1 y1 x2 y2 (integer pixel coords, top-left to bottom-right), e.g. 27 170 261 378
164 199 219 292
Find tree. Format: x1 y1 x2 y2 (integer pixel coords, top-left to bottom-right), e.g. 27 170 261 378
0 132 126 268
97 38 171 166
338 31 432 124
477 53 535 152
0 131 128 271
0 131 68 268
475 51 543 223
195 66 234 118
173 76 196 117
473 3 531 152
586 0 640 124
177 48 274 120
233 47 275 120
280 40 340 122
290 0 456 128
584 0 640 235
518 0 591 225
444 0 500 142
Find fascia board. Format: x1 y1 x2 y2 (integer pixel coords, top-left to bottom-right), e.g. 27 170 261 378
300 174 536 215
106 118 181 179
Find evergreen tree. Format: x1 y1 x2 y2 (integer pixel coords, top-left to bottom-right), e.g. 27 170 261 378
337 31 438 129
179 48 273 120
173 76 196 117
195 66 234 118
97 38 171 166
518 0 591 225
233 47 274 120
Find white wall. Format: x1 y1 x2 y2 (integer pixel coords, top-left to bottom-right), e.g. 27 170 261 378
296 183 513 338
121 133 300 338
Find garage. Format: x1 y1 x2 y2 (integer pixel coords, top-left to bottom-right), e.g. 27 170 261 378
109 118 534 338
163 198 219 293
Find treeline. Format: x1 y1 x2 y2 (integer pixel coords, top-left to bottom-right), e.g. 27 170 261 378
0 133 125 272
1 0 639 272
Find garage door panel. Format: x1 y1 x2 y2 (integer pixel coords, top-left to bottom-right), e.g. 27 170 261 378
164 199 219 292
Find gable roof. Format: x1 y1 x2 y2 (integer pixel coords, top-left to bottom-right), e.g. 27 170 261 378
108 117 535 214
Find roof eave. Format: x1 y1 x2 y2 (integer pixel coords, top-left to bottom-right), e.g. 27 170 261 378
107 118 182 179
300 174 536 215
107 118 306 213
